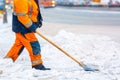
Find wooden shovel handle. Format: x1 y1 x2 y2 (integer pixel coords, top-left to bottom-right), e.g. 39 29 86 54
36 29 85 67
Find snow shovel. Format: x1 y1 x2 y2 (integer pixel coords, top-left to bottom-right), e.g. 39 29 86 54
36 29 99 71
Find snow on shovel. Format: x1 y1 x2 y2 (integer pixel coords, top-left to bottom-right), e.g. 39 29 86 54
36 29 99 71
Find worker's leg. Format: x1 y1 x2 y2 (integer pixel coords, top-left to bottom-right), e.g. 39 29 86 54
21 32 50 70
18 32 42 65
4 33 24 61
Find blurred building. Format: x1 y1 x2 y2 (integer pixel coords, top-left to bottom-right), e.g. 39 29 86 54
56 0 120 6
56 0 86 6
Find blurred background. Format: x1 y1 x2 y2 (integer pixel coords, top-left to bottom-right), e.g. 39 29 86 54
0 0 120 23
0 0 120 13
0 0 120 22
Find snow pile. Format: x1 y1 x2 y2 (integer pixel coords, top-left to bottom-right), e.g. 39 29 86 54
0 27 120 80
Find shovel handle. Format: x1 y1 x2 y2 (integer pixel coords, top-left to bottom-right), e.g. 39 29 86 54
36 29 85 67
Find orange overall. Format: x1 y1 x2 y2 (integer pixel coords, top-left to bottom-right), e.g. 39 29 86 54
5 0 43 67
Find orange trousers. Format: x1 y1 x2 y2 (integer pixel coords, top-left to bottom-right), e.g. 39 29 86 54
5 32 42 66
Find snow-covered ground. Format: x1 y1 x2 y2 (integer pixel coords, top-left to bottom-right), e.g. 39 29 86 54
0 13 120 80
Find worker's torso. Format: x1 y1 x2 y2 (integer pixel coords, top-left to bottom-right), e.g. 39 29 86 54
12 0 41 34
14 0 38 22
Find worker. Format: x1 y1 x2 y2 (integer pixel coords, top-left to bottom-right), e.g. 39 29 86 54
4 0 50 70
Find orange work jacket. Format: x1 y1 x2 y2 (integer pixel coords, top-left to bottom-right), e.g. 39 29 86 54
12 0 42 34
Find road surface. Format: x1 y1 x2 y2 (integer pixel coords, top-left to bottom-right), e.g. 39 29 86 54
39 7 120 42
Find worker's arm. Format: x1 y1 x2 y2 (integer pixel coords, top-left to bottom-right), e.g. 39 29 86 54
14 0 33 28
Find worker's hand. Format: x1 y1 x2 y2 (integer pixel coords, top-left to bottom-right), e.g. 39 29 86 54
37 20 42 28
34 21 42 28
29 23 39 32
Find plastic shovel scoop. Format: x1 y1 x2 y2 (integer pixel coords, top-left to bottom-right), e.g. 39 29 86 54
82 64 99 71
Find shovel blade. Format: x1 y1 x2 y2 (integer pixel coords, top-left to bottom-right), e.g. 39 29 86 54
82 64 99 71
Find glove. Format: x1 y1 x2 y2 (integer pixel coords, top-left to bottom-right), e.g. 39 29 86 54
29 23 38 32
36 20 42 28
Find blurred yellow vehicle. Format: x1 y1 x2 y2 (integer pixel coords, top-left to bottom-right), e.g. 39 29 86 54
0 10 3 14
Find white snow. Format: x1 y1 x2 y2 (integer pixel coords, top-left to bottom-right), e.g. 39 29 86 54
0 12 120 80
